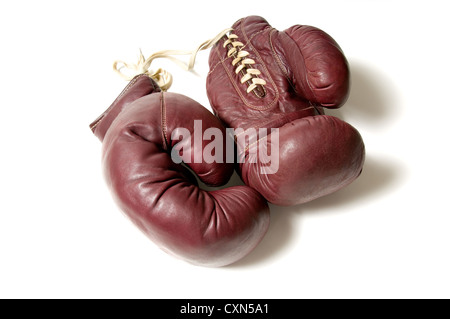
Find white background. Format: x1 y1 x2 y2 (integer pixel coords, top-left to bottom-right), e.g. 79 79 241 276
1 0 449 299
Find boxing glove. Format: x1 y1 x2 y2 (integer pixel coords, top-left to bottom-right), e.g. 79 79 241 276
90 74 270 267
206 16 365 206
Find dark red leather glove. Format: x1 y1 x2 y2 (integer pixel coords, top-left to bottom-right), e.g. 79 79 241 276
90 74 270 267
207 16 365 206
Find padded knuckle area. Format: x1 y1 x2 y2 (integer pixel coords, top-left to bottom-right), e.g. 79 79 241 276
284 24 350 107
243 115 364 205
95 84 270 267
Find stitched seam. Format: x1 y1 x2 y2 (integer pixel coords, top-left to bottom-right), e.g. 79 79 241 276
243 135 269 152
160 91 168 150
284 28 319 102
117 74 144 100
234 106 315 138
234 118 277 138
240 27 271 50
90 117 102 132
208 60 222 75
208 55 233 75
269 29 298 94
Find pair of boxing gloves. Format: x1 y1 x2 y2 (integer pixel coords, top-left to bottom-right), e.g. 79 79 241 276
90 16 365 267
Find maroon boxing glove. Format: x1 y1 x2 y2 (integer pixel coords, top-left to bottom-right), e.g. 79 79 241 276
206 16 365 206
90 74 270 267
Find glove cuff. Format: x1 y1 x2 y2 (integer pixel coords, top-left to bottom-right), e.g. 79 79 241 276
89 74 160 141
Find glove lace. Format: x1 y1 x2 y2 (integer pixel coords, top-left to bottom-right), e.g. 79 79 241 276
112 29 232 91
112 28 267 97
223 32 267 97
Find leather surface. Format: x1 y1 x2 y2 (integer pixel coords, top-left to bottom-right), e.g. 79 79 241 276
91 75 270 267
206 16 365 206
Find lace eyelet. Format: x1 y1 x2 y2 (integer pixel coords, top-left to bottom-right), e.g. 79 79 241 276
223 32 266 98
